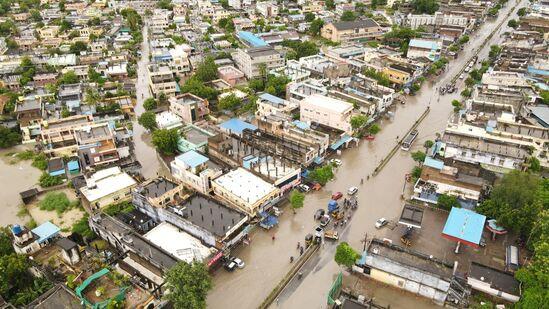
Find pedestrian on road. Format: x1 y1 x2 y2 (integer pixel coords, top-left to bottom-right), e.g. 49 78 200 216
290 256 294 263
272 234 276 241
361 178 364 184
300 246 304 256
297 241 300 249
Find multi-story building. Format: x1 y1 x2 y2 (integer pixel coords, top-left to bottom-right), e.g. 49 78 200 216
300 93 354 133
168 93 210 124
217 65 246 86
407 39 443 62
76 123 120 169
80 167 137 211
406 12 470 29
256 1 279 18
147 64 177 97
232 46 285 78
256 92 299 119
170 150 223 194
321 19 384 43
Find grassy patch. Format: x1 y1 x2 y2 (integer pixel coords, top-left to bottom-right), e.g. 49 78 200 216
103 201 135 216
39 192 78 214
16 205 29 218
72 214 95 238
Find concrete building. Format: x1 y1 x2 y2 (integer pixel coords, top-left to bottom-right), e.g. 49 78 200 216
256 1 278 18
321 19 383 43
217 65 246 86
211 168 281 217
169 93 210 124
256 92 299 119
170 150 223 194
76 123 120 169
147 64 177 97
11 222 60 255
407 39 443 62
406 12 470 29
286 79 328 103
80 166 137 211
467 262 521 303
300 93 353 133
232 46 284 78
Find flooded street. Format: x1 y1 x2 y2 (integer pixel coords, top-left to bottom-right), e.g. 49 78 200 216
207 1 523 308
0 146 41 227
133 25 166 179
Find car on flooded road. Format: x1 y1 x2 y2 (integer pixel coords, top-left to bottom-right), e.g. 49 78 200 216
332 192 343 200
375 218 388 229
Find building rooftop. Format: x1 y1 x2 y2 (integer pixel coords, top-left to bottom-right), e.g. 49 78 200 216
143 222 215 263
409 39 442 50
442 208 486 248
29 284 81 309
219 118 258 135
175 150 209 168
258 93 285 107
398 204 424 228
469 262 520 295
237 31 268 47
213 168 278 206
140 178 179 199
175 194 246 237
81 168 137 202
32 221 60 244
331 18 379 31
246 46 279 58
302 94 353 114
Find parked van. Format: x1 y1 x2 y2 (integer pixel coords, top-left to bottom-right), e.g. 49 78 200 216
506 245 519 271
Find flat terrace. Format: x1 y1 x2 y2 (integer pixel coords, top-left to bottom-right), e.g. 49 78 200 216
442 133 529 159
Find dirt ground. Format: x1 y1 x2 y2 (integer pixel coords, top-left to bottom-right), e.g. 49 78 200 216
26 188 85 232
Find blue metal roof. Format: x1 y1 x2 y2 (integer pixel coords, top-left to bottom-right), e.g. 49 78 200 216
409 39 440 50
442 208 486 246
219 118 257 135
293 120 310 130
527 66 549 76
176 150 209 168
330 134 352 150
237 31 268 47
259 93 285 105
67 160 79 171
32 221 60 244
424 157 444 170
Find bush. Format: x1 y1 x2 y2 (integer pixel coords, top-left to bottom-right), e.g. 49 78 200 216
31 153 48 170
103 201 135 216
436 194 460 211
39 192 75 214
72 214 95 238
39 173 63 188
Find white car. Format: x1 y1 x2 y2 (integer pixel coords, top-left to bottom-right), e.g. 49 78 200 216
348 186 358 195
459 73 466 79
375 218 388 229
330 159 342 166
233 257 245 269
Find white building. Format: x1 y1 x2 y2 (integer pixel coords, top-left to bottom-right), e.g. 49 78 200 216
300 93 353 133
256 1 278 18
80 166 137 211
147 64 177 97
143 222 216 263
407 39 443 62
211 168 281 217
171 150 222 194
256 92 298 118
232 46 284 78
406 12 470 29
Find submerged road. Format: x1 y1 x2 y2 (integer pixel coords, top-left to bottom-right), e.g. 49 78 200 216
207 1 524 308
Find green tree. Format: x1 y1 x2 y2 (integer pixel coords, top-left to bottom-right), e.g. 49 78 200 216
334 242 360 268
0 253 31 297
72 214 94 238
363 68 391 87
488 45 502 61
410 0 439 14
309 165 334 185
451 99 462 112
309 18 324 36
517 7 527 17
305 12 315 22
181 77 218 101
437 194 460 211
340 11 357 21
289 189 305 213
460 88 471 98
350 115 368 131
69 41 88 54
39 172 63 187
194 56 218 82
143 98 157 111
424 140 434 150
541 90 549 105
59 71 79 85
476 171 545 237
368 124 381 135
383 26 421 54
411 151 426 163
152 128 180 155
0 126 22 148
281 40 319 59
325 0 335 9
218 94 242 111
138 111 158 131
528 157 541 173
265 75 291 97
507 19 518 28
0 227 14 256
88 67 106 85
164 261 212 309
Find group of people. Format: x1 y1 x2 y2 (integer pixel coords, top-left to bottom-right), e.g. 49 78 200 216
290 242 305 263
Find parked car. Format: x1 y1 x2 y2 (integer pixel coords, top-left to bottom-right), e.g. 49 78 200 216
324 230 339 240
315 226 324 238
314 209 325 220
329 159 342 166
332 192 343 200
459 73 465 79
224 260 237 271
348 186 358 195
232 257 245 269
311 182 322 191
297 184 310 192
375 218 388 229
320 215 331 227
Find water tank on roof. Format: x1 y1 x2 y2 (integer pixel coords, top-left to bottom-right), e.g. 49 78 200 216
12 224 22 235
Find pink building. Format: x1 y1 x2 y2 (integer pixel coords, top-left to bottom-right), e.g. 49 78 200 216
217 66 246 86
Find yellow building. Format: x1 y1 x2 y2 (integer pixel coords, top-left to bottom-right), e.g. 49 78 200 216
321 19 384 43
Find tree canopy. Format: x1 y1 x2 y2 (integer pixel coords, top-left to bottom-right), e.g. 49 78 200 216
281 40 319 60
334 242 360 268
152 128 180 155
309 164 334 185
436 194 460 211
0 126 21 148
289 190 305 213
194 57 218 82
58 71 79 85
383 26 421 55
218 94 242 111
410 0 439 14
143 98 158 111
180 77 218 101
411 151 426 163
340 11 357 22
309 18 324 36
350 115 368 131
368 124 381 135
164 261 212 309
476 171 546 237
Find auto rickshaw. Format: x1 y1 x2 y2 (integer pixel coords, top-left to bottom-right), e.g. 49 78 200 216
305 234 313 248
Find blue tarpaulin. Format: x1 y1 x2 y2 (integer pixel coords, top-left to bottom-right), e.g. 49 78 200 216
259 211 279 229
328 200 338 212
